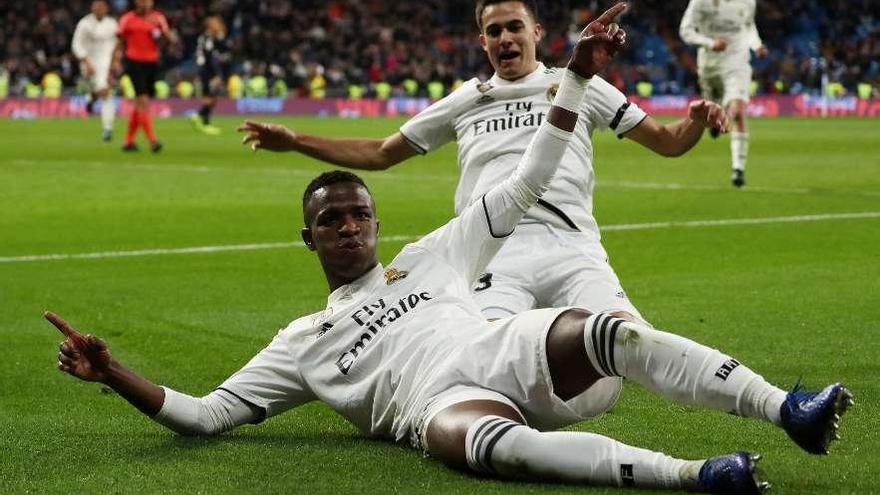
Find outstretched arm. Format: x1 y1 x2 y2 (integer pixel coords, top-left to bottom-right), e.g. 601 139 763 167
49 310 166 416
47 311 258 435
238 123 418 171
624 100 729 157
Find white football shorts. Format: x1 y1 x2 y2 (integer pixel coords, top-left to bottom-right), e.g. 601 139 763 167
411 307 623 451
471 223 646 323
82 61 111 92
699 63 752 106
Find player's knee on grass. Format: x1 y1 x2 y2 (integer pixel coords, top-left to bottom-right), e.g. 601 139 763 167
424 400 523 470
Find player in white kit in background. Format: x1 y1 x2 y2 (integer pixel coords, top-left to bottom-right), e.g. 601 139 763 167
237 0 728 334
680 0 767 187
71 0 118 142
49 8 851 492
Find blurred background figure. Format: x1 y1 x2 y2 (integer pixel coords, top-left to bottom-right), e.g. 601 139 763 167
191 15 230 135
115 0 176 152
680 0 768 188
71 0 118 141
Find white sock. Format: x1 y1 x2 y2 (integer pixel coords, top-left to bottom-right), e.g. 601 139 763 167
101 96 115 132
584 314 786 424
465 415 704 489
731 132 748 171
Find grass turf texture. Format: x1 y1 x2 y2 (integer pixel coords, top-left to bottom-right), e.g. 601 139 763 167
1 116 878 494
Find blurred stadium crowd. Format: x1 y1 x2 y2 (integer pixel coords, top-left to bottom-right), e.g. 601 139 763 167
2 0 879 99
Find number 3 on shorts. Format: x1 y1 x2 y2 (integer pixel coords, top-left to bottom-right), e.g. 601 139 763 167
474 273 493 292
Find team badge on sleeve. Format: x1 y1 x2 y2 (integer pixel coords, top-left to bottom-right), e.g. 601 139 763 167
384 267 409 285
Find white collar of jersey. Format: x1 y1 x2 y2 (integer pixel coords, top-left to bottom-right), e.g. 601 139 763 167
489 62 547 86
326 263 384 307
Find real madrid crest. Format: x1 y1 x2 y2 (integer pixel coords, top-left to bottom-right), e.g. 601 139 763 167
475 81 495 105
546 83 559 103
384 267 409 285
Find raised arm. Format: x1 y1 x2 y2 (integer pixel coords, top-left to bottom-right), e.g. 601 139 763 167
238 122 418 170
47 311 258 436
624 100 729 157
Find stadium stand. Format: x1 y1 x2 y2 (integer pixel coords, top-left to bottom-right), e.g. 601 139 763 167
1 0 878 99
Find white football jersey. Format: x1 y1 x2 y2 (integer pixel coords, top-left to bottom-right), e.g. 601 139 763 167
399 63 646 238
218 188 517 442
71 14 118 67
679 0 762 69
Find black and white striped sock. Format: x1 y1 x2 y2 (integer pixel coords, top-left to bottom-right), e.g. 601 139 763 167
465 415 522 475
581 313 786 422
584 313 628 378
464 414 699 487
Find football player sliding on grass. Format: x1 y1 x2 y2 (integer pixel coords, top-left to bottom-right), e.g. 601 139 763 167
49 4 851 493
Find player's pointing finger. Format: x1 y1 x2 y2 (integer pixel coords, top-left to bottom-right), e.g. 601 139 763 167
594 2 627 26
45 311 77 337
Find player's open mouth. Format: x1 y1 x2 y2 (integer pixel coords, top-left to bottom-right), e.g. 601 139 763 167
499 51 520 63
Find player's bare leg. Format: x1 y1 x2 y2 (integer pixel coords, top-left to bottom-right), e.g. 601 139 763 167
426 397 719 490
728 98 748 187
95 87 115 142
193 93 221 135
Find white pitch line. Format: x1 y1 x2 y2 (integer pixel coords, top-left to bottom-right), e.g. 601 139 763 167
0 235 419 264
599 180 813 194
6 159 457 183
2 212 879 264
602 211 880 231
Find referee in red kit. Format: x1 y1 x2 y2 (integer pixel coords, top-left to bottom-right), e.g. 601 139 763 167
114 0 176 152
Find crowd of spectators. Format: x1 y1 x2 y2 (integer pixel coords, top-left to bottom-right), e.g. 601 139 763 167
1 0 878 99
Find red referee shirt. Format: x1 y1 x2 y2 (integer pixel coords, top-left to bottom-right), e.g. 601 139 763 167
118 10 169 62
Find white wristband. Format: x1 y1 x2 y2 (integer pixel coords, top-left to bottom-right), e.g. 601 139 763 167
553 69 592 114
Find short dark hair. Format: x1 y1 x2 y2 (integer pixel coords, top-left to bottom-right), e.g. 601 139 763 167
475 0 539 31
302 170 371 223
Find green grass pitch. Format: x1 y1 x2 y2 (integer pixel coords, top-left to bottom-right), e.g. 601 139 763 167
1 115 878 494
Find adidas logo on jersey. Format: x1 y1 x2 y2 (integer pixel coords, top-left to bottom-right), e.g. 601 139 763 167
384 267 408 285
316 322 334 339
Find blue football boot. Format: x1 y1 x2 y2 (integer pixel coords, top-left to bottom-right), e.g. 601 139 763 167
698 451 770 494
780 382 853 455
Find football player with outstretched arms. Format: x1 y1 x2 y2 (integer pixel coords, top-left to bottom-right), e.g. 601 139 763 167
680 0 767 187
51 7 850 492
71 0 118 142
238 0 728 339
